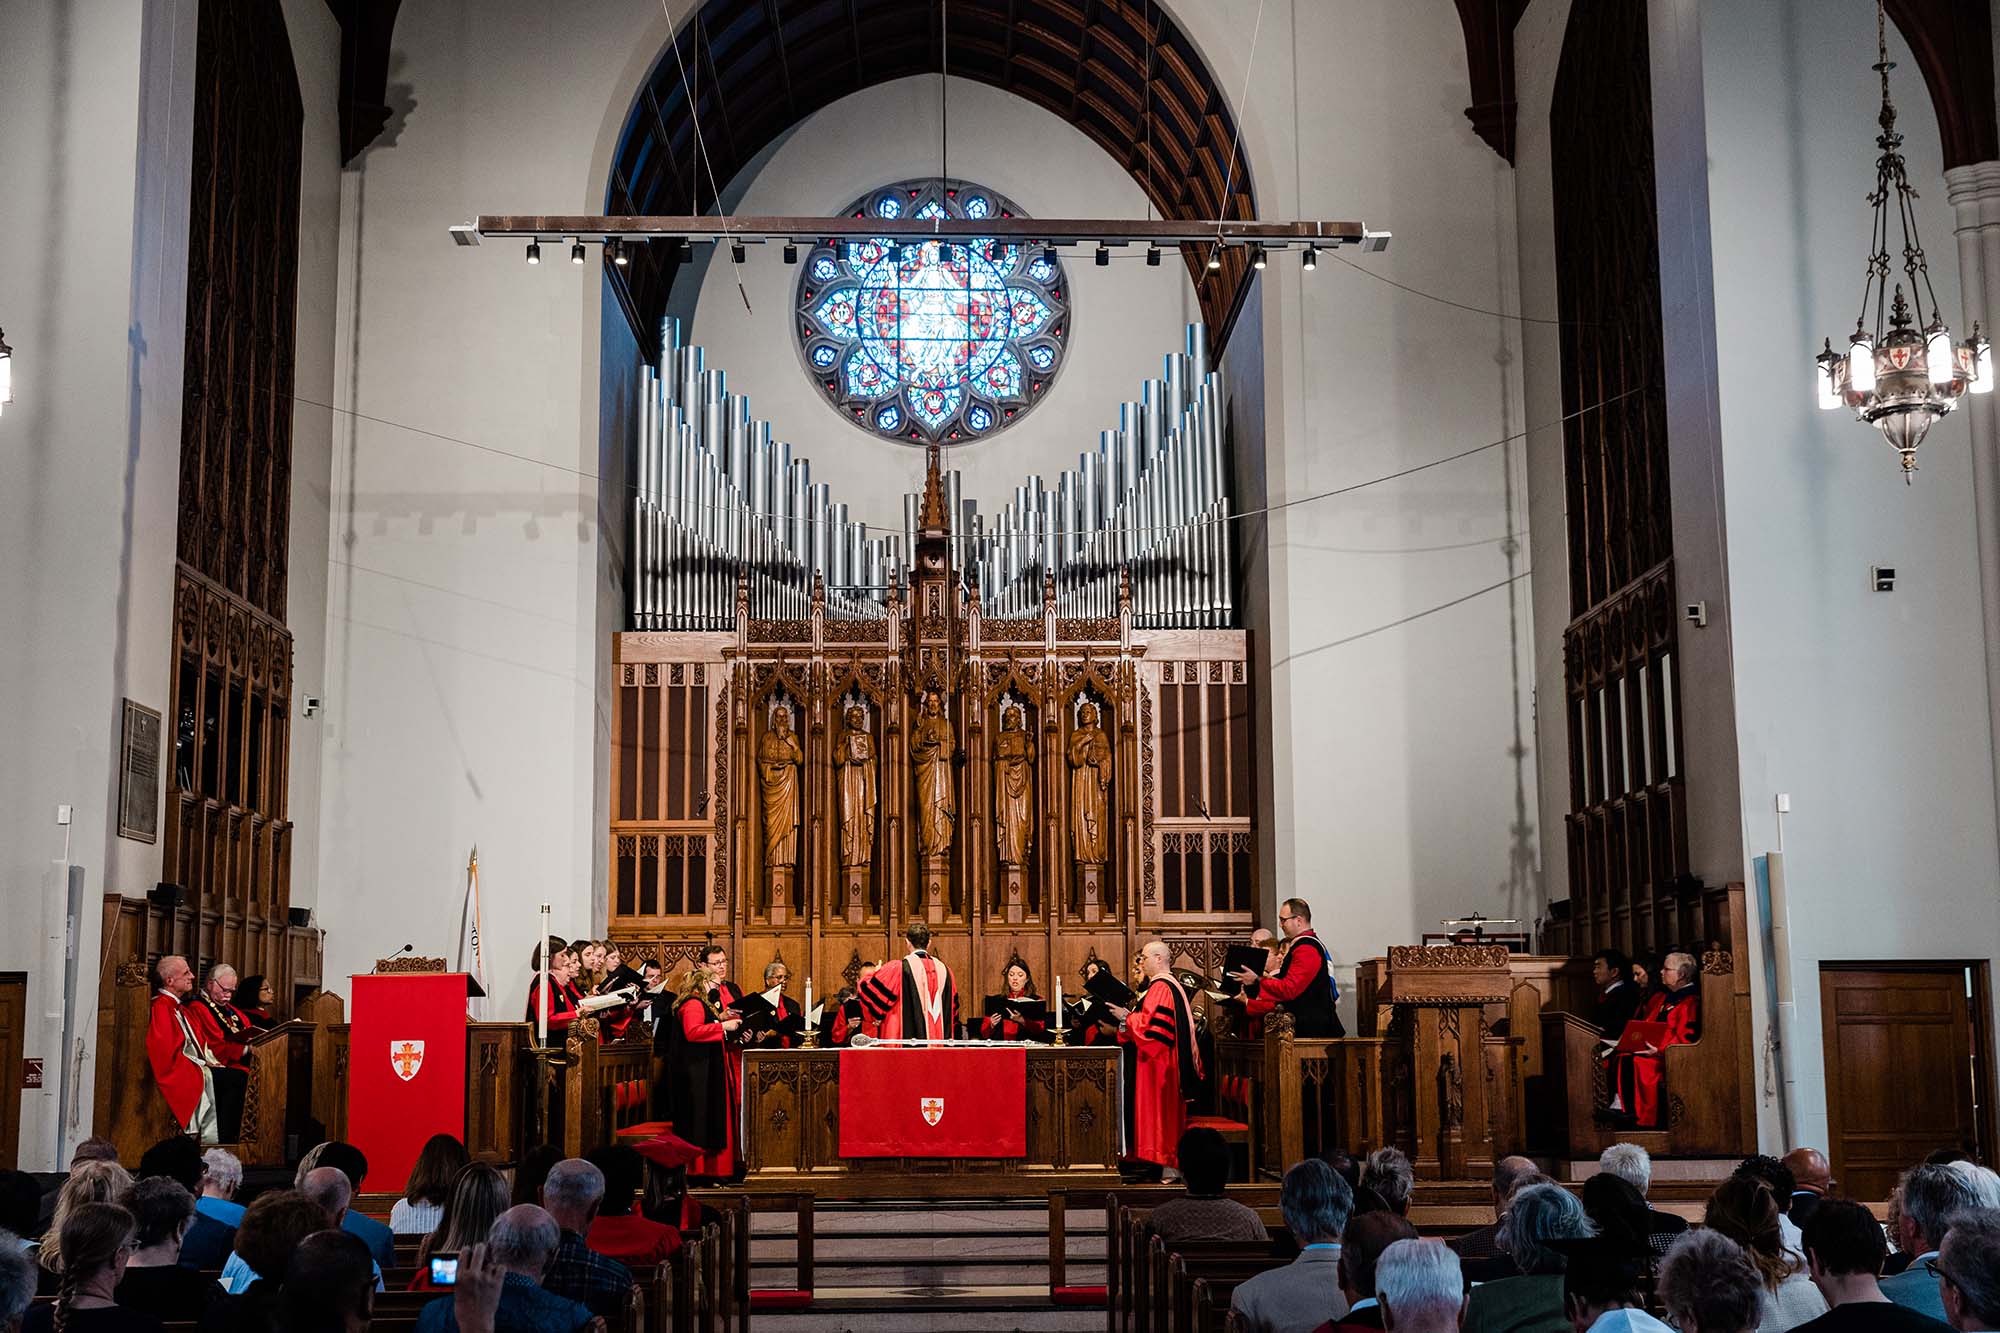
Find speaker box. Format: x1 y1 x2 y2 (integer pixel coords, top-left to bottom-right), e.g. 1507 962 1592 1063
288 907 312 928
148 882 184 908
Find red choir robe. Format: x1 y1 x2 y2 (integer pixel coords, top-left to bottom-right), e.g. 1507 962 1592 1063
1242 931 1343 1037
145 991 214 1135
667 984 743 1178
188 994 254 1069
978 991 1050 1043
1610 984 1699 1126
859 952 958 1041
1119 974 1203 1169
526 975 581 1034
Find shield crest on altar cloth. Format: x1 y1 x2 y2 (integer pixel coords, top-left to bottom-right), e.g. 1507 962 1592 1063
391 1040 426 1082
920 1096 944 1126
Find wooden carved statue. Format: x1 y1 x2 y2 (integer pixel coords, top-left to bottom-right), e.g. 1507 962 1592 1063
836 705 877 868
758 705 804 868
1068 700 1113 864
911 690 956 857
993 705 1036 866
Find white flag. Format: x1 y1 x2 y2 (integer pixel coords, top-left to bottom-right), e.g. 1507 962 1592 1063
458 849 487 1019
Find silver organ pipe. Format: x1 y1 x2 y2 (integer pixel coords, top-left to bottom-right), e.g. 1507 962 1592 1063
628 320 1232 631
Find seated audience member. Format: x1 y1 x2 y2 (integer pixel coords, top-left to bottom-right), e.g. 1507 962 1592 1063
112 1180 219 1319
579 1148 679 1266
1318 1212 1418 1333
0 1174 41 1255
278 1230 375 1333
1660 1230 1767 1333
38 1145 121 1239
221 1170 380 1295
1882 1164 2000 1321
1374 1239 1467 1333
1463 1183 1596 1333
198 1191 335 1333
1580 1175 1653 1256
1551 1233 1673 1333
1146 1128 1270 1244
1597 1143 1691 1256
311 1143 395 1270
1737 1156 1807 1260
1794 1197 1950 1333
0 1234 34 1333
537 1160 634 1319
415 1206 601 1333
1704 1175 1828 1332
1591 950 1643 1036
181 1150 242 1270
1884 1187 1914 1276
1783 1150 1835 1230
511 1146 562 1209
1362 1147 1414 1218
133 1136 227 1274
1450 1157 1542 1283
24 1203 158 1333
39 1162 134 1295
1231 1159 1353 1333
1936 1209 2000 1333
417 1163 514 1278
395 1135 471 1236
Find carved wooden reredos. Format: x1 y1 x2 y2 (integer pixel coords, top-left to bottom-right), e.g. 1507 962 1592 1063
609 448 1257 997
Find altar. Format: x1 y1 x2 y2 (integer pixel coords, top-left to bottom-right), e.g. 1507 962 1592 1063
741 1044 1122 1192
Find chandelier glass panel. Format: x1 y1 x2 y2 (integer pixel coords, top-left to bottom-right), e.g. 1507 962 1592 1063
1815 1 1991 479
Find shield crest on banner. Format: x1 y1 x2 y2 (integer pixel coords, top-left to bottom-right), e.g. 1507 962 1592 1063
391 1040 426 1082
920 1096 944 1126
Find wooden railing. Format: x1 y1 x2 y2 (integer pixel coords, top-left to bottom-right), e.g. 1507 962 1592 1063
1213 1013 1391 1179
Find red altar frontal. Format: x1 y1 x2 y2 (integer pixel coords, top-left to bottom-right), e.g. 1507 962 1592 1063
744 1044 1120 1187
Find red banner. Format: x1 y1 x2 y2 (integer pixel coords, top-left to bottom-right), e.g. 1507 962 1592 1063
348 973 470 1190
838 1046 1027 1157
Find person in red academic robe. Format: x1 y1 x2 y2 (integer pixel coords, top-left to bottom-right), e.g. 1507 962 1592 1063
666 944 745 1180
145 954 221 1144
526 942 583 1035
1112 941 1203 1180
978 961 1051 1042
820 963 877 1046
1230 898 1345 1037
1606 950 1700 1127
859 923 958 1041
187 964 254 1069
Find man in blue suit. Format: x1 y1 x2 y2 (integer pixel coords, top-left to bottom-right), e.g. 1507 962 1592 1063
1882 1163 2000 1321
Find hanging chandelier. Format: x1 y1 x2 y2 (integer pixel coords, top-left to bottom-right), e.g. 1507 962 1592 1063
1815 0 1990 481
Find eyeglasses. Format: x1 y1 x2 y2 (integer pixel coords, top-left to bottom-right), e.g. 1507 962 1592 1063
1924 1258 1959 1290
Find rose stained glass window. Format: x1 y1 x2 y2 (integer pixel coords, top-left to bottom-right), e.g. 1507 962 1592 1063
796 180 1069 444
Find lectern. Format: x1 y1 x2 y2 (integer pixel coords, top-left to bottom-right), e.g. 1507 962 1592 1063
348 972 477 1189
1377 945 1513 1180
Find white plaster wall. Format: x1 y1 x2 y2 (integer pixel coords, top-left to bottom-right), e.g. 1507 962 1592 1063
0 0 194 1167
1690 0 2000 1150
1229 0 1539 1011
682 75 1200 515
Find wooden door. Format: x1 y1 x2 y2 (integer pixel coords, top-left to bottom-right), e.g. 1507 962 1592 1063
0 975 25 1167
1820 965 1989 1200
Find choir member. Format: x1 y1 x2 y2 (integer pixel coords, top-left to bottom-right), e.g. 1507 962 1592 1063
526 942 583 1035
577 940 608 991
1591 949 1643 1036
1072 960 1121 1046
859 923 959 1041
234 975 277 1031
145 955 226 1144
188 964 254 1070
1229 897 1344 1037
592 944 645 1041
745 960 807 1048
1606 950 1700 1127
822 963 877 1046
978 961 1051 1042
665 945 746 1180
1111 941 1203 1182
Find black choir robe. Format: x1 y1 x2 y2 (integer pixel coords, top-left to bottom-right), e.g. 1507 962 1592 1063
665 983 743 1176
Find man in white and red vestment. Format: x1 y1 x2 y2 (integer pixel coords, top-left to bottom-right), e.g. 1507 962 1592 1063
527 941 586 1034
1607 950 1700 1127
145 955 223 1144
1231 898 1344 1038
666 944 745 1180
1114 941 1203 1180
859 922 958 1041
188 964 254 1070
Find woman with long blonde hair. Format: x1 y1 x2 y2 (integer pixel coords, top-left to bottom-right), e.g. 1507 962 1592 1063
29 1202 142 1333
38 1161 134 1279
413 1162 512 1283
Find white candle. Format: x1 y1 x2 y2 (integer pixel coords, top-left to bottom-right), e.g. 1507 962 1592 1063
536 903 551 1045
1055 978 1064 1031
805 976 813 1017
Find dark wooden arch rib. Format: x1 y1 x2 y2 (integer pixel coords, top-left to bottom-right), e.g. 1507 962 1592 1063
601 0 1258 358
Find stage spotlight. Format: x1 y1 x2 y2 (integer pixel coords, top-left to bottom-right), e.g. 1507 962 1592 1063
783 244 799 264
1251 246 1267 271
608 238 628 266
1042 245 1058 267
1095 245 1110 267
570 240 586 265
732 241 747 264
1146 247 1161 267
1303 245 1317 272
525 240 541 265
1206 247 1222 271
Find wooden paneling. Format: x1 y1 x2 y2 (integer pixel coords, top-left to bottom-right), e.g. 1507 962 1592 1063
1821 965 1989 1200
0 976 24 1168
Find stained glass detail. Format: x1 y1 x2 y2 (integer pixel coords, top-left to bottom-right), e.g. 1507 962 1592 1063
796 179 1069 444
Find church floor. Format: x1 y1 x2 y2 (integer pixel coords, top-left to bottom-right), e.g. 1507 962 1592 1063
746 1201 1107 1331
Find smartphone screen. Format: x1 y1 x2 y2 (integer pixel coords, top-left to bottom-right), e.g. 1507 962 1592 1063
429 1256 458 1286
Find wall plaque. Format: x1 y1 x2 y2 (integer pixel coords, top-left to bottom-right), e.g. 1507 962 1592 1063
118 700 162 843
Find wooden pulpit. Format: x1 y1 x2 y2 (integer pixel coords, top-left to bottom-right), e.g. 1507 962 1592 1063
1378 944 1513 1180
235 1022 315 1166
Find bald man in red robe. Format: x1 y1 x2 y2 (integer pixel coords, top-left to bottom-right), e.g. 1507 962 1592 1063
1112 940 1203 1181
145 954 221 1143
859 923 958 1041
1607 950 1700 1127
